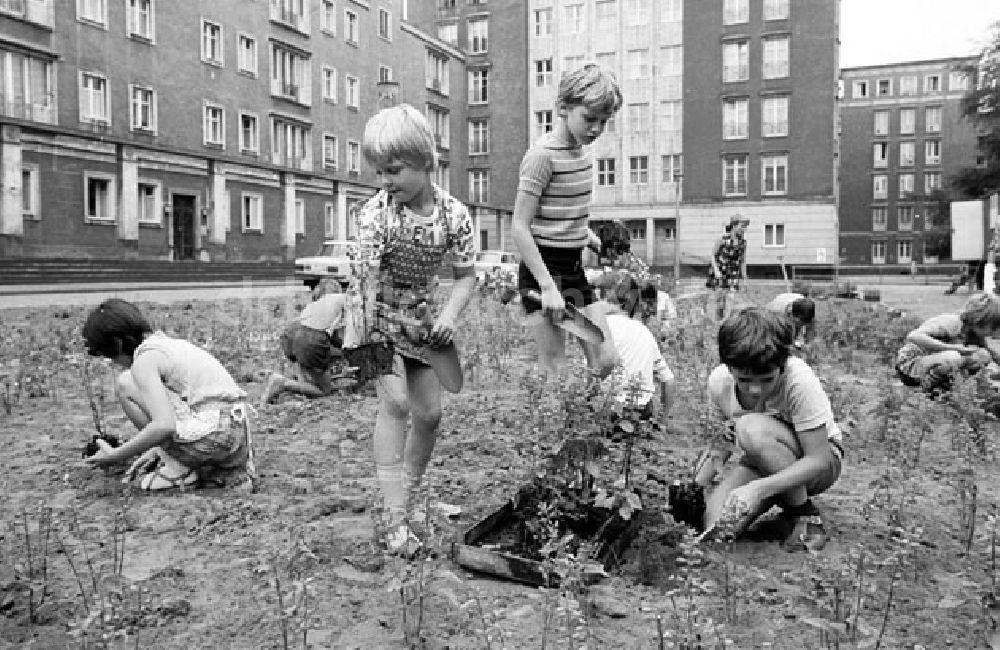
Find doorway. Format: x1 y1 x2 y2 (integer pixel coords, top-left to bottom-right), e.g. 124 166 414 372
172 194 196 260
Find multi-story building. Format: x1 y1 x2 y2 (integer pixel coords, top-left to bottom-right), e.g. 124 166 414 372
526 0 840 271
839 57 979 266
0 0 475 261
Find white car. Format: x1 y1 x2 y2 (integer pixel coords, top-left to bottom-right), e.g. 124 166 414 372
294 240 358 288
473 250 520 283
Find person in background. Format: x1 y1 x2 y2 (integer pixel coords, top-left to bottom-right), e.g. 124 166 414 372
766 292 816 349
707 215 749 320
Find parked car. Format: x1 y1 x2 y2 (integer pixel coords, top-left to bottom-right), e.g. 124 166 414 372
294 240 358 288
473 250 520 283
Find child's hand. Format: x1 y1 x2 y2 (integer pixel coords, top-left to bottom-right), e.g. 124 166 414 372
723 481 767 518
123 448 161 482
540 285 566 322
426 313 456 348
84 438 118 467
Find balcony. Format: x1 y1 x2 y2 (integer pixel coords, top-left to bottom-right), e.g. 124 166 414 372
0 0 53 27
2 95 56 124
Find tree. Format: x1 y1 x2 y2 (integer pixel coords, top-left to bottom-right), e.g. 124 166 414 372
954 22 1000 198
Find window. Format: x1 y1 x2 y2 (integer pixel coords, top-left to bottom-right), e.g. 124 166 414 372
596 0 617 33
596 52 616 71
564 54 585 71
723 98 748 139
897 240 912 264
323 66 337 102
294 199 305 235
629 156 648 184
469 69 488 104
722 41 749 82
271 43 311 104
925 171 942 194
534 8 552 36
203 103 225 147
925 106 941 133
535 59 553 87
723 0 748 24
565 4 583 33
137 181 160 225
378 8 391 40
873 142 889 168
899 141 915 167
661 0 681 21
853 80 869 98
468 17 487 53
78 0 107 26
628 103 650 133
321 0 336 33
899 173 914 197
21 165 38 219
129 85 156 132
438 23 457 43
627 49 650 79
79 72 109 124
898 205 913 231
925 74 940 92
345 75 359 108
763 0 788 20
761 96 788 137
597 158 616 186
723 155 748 196
322 133 337 168
468 119 489 155
659 45 682 77
925 140 941 165
240 112 258 153
469 170 489 203
658 101 682 132
899 75 917 96
345 9 359 45
873 174 888 199
242 193 263 232
661 154 682 183
347 141 360 172
871 240 886 264
877 79 891 96
325 203 336 237
426 51 449 95
629 224 646 240
872 207 887 231
535 110 552 136
436 161 450 192
127 0 153 40
271 118 311 170
874 110 889 136
84 175 116 225
624 0 649 24
762 154 787 195
427 105 449 148
762 37 789 79
271 0 307 31
949 71 969 91
899 108 915 135
202 20 223 65
764 223 785 247
379 65 392 83
239 34 258 75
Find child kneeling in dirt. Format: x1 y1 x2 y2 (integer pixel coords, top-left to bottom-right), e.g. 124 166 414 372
895 292 1000 393
82 299 256 492
766 292 815 349
262 278 353 405
697 307 844 550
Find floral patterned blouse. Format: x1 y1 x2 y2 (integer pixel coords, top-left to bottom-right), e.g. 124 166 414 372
707 231 747 290
354 184 475 363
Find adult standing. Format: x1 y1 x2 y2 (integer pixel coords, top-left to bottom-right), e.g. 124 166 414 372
707 215 749 319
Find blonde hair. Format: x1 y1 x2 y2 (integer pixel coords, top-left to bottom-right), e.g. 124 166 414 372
960 292 1000 328
557 64 623 115
361 104 437 171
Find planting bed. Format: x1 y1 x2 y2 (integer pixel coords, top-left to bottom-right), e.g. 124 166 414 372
1 286 999 648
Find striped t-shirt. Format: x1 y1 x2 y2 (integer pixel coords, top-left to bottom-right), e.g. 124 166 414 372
517 131 592 249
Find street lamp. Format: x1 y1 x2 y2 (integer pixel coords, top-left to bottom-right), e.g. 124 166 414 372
673 174 683 283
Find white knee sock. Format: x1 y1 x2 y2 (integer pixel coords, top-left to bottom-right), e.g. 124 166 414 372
375 462 406 520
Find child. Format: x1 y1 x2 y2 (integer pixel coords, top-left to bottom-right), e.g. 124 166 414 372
511 64 623 375
895 292 1000 393
699 307 843 550
82 299 255 492
766 292 815 348
707 215 749 320
262 278 350 404
352 104 477 555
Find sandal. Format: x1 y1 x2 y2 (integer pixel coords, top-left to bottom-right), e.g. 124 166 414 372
783 513 827 552
385 521 422 558
138 467 198 492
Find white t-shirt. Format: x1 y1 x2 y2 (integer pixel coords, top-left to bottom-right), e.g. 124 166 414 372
605 314 674 405
299 294 347 333
707 357 843 449
766 292 805 315
657 291 677 321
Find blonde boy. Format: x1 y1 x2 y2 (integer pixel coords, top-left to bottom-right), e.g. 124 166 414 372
511 64 623 375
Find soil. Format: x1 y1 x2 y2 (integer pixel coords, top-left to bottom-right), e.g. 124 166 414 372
1 288 999 649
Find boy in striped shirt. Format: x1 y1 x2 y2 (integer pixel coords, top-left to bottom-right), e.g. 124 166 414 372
511 64 623 375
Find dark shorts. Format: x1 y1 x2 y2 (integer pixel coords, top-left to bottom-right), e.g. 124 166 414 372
518 246 595 315
280 323 333 372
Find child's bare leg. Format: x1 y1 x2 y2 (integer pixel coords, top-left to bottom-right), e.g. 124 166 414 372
402 362 442 492
528 314 567 373
373 357 411 519
115 370 151 430
279 364 330 399
733 413 808 507
704 464 760 531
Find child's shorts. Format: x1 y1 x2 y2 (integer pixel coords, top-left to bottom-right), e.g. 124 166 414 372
518 245 595 314
280 323 334 372
162 402 254 485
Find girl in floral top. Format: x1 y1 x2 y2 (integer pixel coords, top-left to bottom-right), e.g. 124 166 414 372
353 104 477 555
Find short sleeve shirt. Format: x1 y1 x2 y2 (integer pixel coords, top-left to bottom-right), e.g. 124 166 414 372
298 294 347 333
896 313 964 361
605 314 674 405
517 131 592 249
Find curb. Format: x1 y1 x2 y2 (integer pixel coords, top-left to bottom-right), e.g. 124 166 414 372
0 280 305 297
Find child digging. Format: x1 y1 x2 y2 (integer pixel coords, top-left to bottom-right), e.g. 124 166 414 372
82 299 256 491
697 307 843 550
511 63 622 376
351 104 476 556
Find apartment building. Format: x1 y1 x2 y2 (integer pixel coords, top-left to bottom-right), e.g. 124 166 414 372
839 57 979 266
0 0 471 261
526 0 839 270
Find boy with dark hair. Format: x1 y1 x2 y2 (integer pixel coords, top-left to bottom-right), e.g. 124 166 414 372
766 292 816 348
699 307 843 550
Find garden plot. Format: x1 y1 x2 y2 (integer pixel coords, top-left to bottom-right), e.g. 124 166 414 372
1 288 999 648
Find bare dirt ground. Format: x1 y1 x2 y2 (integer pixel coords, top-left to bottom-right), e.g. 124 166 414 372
1 285 999 649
